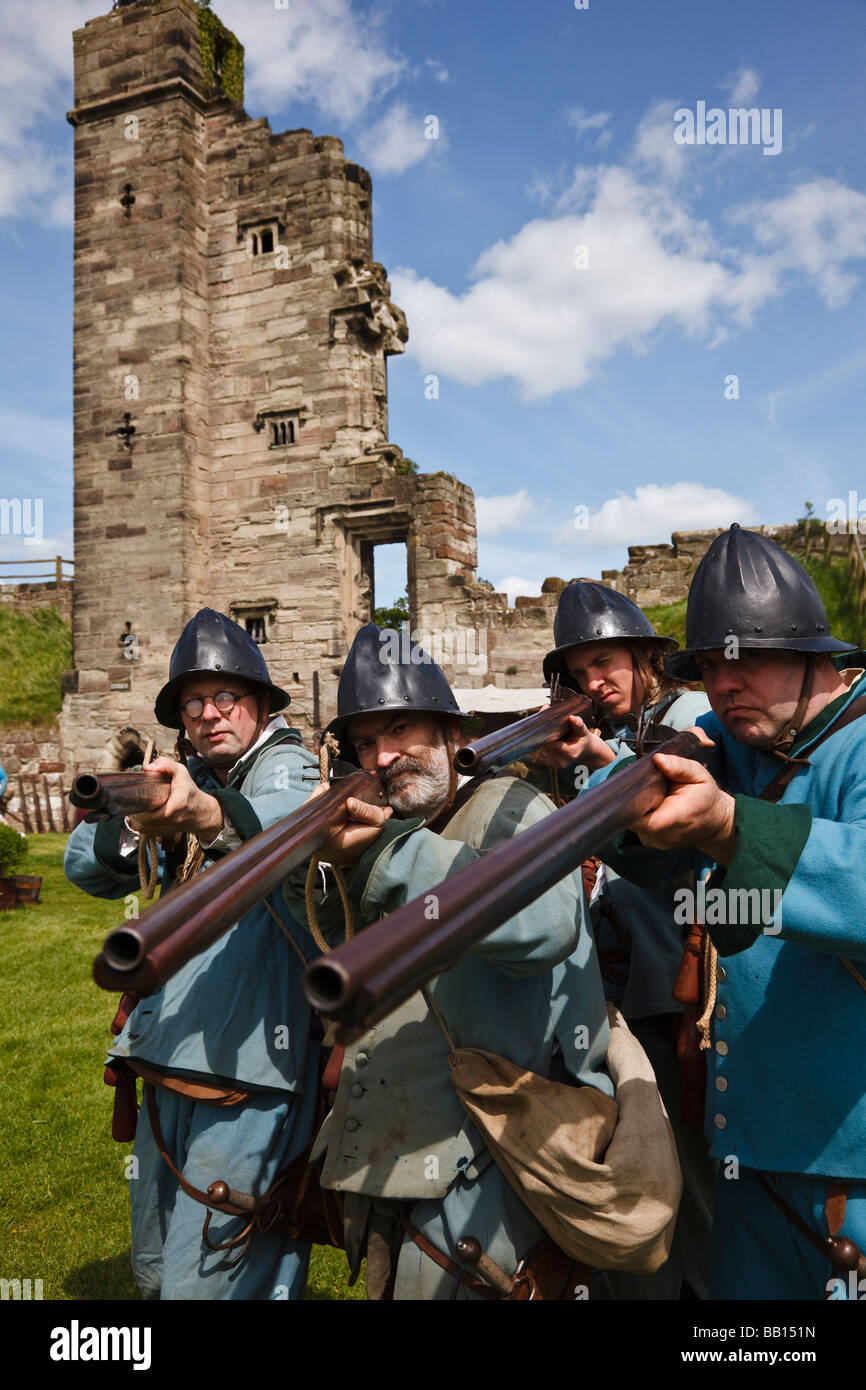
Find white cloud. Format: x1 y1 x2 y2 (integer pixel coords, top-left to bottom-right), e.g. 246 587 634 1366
393 164 740 399
393 90 866 401
0 0 409 223
476 489 536 537
566 107 611 148
632 99 689 184
0 0 93 223
552 482 757 547
217 0 405 124
356 102 436 176
724 66 761 106
495 575 543 605
425 59 450 84
729 178 866 309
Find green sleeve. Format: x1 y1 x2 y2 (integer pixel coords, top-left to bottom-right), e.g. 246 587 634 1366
707 794 812 956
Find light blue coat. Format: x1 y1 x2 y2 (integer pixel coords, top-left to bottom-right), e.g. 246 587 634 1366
590 669 866 1178
64 728 320 1093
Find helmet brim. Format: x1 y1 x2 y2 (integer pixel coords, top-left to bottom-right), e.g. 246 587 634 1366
542 633 679 685
155 672 291 730
665 634 858 683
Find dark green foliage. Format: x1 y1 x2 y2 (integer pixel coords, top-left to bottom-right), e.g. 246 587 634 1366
373 595 409 628
197 2 244 104
0 824 28 876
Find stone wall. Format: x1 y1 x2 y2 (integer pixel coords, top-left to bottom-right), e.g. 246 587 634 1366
0 581 73 625
600 523 848 608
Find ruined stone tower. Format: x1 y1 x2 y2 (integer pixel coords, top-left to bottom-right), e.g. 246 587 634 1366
59 0 562 770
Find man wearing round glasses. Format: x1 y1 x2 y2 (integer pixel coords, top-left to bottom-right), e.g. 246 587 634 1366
65 608 320 1301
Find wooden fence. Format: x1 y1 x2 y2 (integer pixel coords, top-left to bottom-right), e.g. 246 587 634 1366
5 773 73 834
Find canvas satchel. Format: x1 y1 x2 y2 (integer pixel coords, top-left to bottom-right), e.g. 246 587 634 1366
435 999 682 1272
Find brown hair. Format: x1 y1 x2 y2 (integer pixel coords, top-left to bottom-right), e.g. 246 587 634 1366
623 640 690 713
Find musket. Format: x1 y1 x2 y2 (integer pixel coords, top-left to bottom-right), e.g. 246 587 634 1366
70 770 172 820
454 688 593 778
304 730 710 1044
92 769 385 996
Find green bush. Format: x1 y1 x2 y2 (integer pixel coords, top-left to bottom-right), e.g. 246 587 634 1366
0 824 28 877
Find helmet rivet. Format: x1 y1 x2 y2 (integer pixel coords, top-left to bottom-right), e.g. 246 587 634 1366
378 697 385 704
754 627 762 633
403 695 410 701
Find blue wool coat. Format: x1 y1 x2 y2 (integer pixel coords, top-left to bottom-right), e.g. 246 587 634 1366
590 667 866 1178
64 727 319 1093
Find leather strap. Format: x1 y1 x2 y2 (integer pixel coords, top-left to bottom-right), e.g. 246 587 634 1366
758 693 866 804
402 1219 499 1299
129 1058 250 1105
144 1083 252 1216
756 1172 866 1285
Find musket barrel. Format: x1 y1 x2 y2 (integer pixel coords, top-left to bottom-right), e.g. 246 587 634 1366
92 769 383 995
454 693 591 777
70 770 172 817
304 731 708 1043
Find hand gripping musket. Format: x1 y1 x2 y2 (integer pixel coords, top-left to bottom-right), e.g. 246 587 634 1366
70 770 172 821
303 730 711 1044
453 684 592 778
92 769 386 996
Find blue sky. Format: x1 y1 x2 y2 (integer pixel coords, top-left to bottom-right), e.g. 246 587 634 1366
1 0 865 608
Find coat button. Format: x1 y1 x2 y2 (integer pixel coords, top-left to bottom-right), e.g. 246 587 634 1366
715 1040 728 1055
355 1052 369 1067
714 1114 727 1129
715 1004 727 1019
717 966 726 981
344 1117 360 1132
350 1083 364 1098
715 1077 727 1091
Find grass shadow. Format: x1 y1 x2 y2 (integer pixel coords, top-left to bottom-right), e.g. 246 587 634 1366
64 1251 141 1301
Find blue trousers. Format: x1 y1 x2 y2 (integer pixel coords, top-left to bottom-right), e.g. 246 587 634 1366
711 1165 866 1300
129 1083 317 1300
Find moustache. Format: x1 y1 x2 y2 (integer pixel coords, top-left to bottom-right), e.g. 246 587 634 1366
381 755 429 787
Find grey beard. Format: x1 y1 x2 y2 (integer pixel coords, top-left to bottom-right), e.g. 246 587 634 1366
383 741 452 819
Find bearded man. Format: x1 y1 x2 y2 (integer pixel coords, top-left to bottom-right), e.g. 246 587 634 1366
283 622 615 1299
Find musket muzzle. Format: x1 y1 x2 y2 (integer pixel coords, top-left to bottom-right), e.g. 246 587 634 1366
93 769 385 995
455 692 591 777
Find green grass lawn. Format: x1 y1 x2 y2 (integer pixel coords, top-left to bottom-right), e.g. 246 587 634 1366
0 607 72 727
0 833 362 1300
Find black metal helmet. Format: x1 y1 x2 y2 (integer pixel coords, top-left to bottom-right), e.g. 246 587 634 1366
543 582 677 684
325 622 467 762
665 525 857 681
154 608 290 729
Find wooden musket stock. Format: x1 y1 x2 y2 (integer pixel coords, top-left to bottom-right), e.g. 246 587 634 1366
453 692 592 778
92 770 385 996
70 770 172 819
304 731 710 1044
